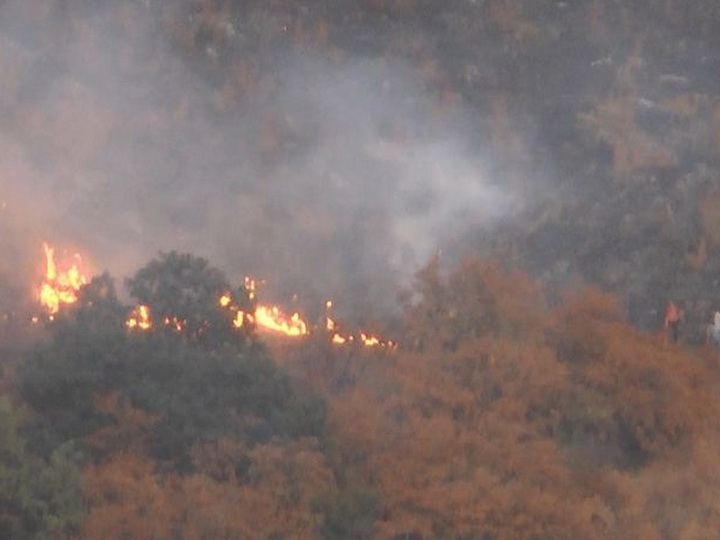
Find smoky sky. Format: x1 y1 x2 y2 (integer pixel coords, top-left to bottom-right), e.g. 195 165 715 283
0 1 513 318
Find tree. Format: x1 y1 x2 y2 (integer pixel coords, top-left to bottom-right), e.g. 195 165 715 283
22 255 327 468
124 339 327 466
19 274 129 456
79 438 336 540
0 397 84 540
321 259 720 540
126 251 253 346
314 488 378 540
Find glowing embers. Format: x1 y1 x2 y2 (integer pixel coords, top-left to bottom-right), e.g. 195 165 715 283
163 316 185 332
125 305 187 332
218 292 252 329
126 304 151 330
331 333 347 345
324 301 396 349
244 276 256 301
39 242 89 315
233 310 248 329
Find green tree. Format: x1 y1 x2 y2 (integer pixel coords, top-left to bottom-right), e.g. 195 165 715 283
315 489 378 540
0 398 84 540
122 338 327 466
21 254 326 468
126 251 253 345
20 274 129 456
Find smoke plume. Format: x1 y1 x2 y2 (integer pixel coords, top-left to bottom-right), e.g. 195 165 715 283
0 1 512 318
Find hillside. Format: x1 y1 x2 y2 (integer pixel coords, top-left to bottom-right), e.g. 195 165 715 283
1 1 720 538
2 253 720 539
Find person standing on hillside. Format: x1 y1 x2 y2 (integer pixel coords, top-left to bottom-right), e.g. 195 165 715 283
706 311 720 347
664 300 683 344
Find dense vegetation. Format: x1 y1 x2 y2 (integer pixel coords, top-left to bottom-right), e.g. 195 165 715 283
1 252 719 539
2 0 720 538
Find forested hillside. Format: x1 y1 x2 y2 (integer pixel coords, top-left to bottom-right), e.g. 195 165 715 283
2 253 720 539
2 0 720 539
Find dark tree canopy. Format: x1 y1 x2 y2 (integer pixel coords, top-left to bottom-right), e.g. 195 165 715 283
0 398 83 540
20 253 326 468
126 251 253 345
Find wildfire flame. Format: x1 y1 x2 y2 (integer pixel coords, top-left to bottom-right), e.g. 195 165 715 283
219 289 308 337
245 277 256 300
127 290 392 346
255 305 308 336
219 293 251 329
39 242 89 315
233 310 247 328
163 316 185 332
35 246 395 347
360 333 381 347
126 304 152 330
324 300 395 348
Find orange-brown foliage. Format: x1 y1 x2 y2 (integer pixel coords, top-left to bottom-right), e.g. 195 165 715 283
78 438 335 540
318 260 720 540
85 392 158 456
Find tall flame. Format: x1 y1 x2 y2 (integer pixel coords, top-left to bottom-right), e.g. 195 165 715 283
39 242 88 314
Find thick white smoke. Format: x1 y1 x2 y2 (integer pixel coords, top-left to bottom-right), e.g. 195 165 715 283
0 1 514 319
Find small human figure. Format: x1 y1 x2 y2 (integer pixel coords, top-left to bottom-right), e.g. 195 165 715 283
664 300 682 344
706 311 720 347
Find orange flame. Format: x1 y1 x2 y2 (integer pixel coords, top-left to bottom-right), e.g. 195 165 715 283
163 316 185 332
244 277 256 301
219 292 253 329
255 305 308 336
34 246 397 346
325 301 336 332
324 299 395 348
126 278 394 345
360 333 381 347
126 304 152 330
219 282 309 337
39 242 88 314
233 310 247 328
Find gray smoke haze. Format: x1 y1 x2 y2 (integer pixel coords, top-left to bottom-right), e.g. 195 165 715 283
0 1 513 318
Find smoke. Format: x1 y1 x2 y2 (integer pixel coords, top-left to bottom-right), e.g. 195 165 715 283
0 1 513 318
